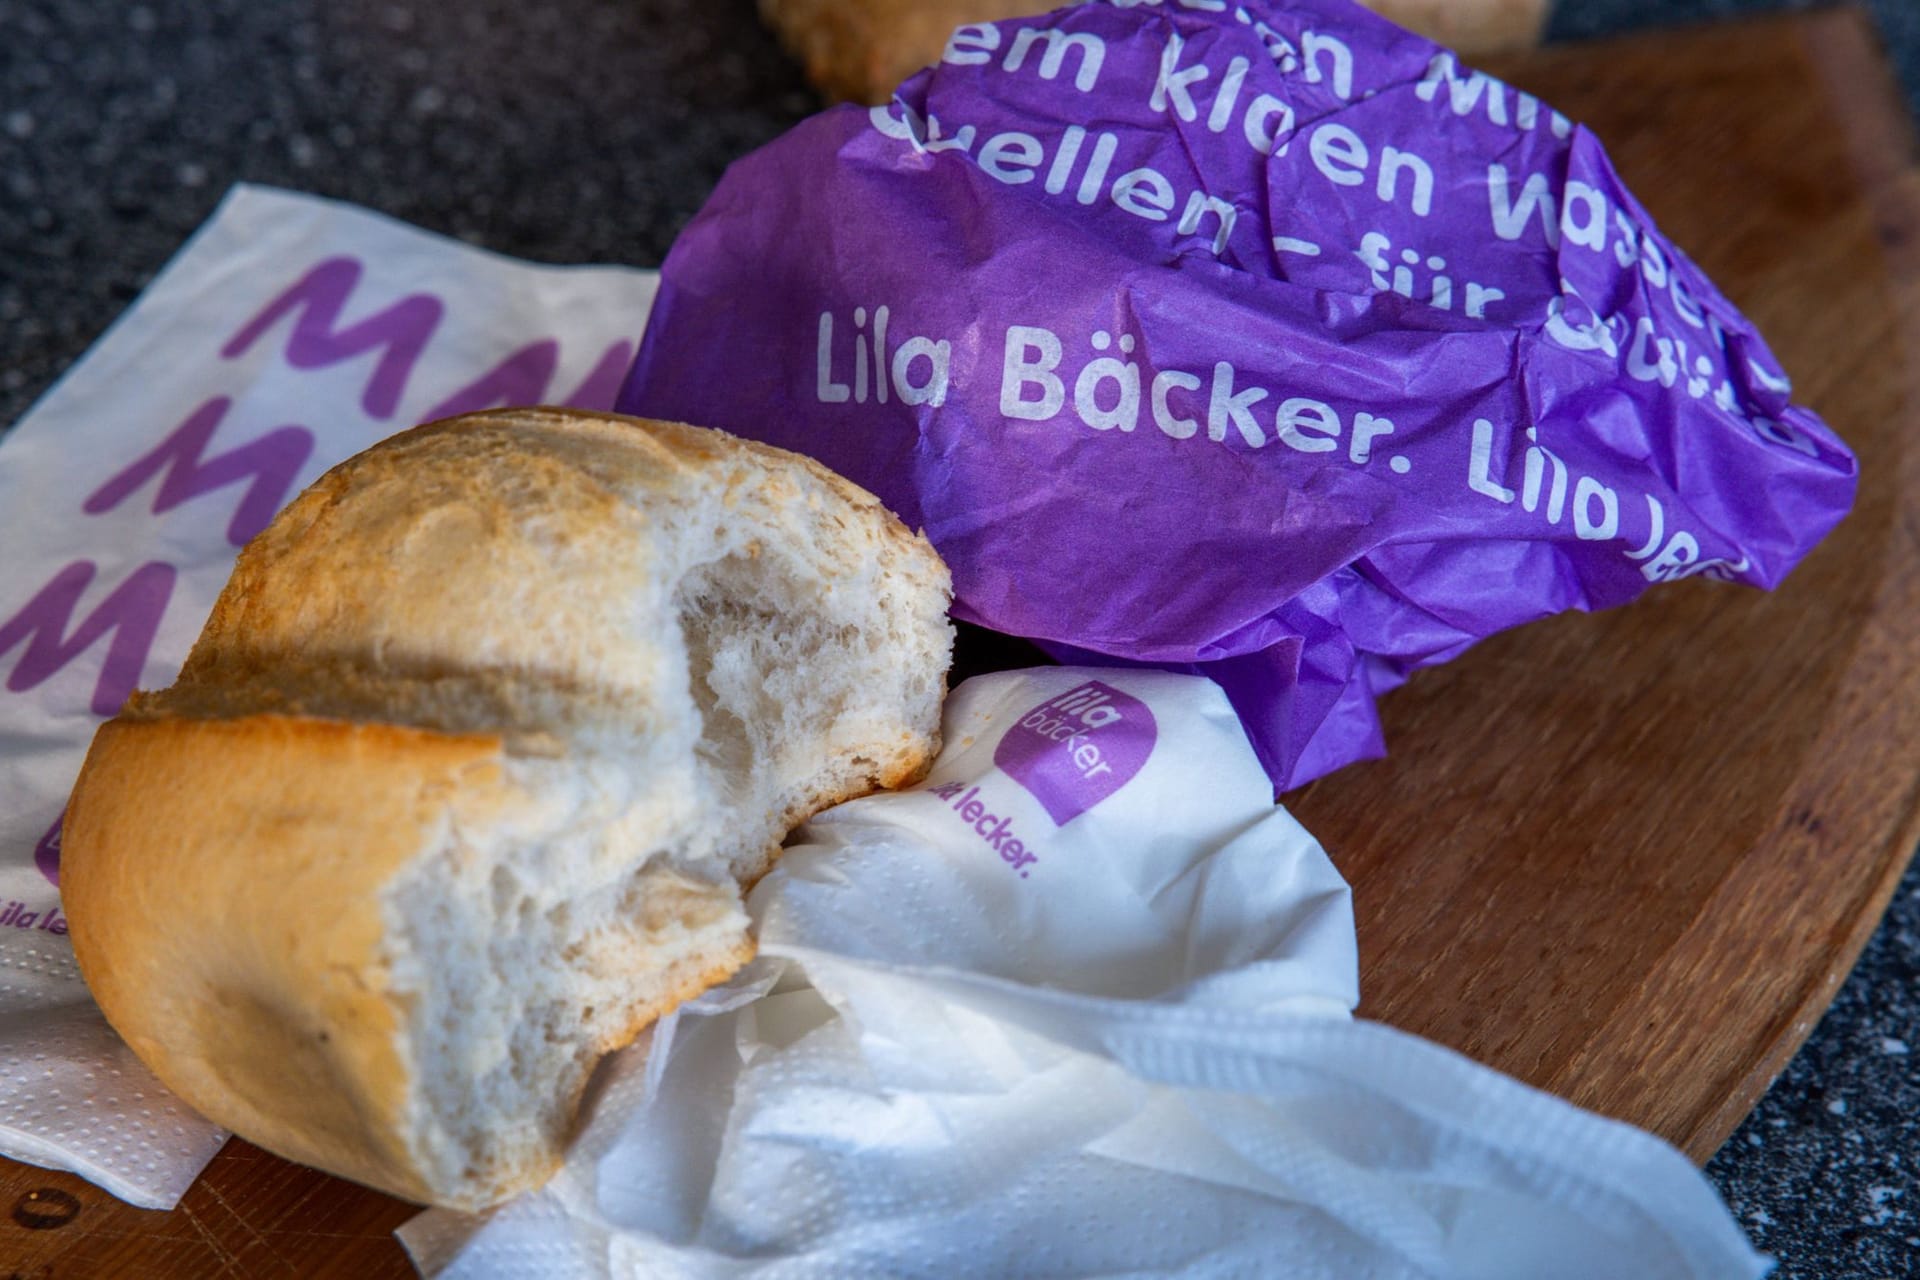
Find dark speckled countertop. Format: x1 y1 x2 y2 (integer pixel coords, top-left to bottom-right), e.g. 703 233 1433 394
2 1 1917 1275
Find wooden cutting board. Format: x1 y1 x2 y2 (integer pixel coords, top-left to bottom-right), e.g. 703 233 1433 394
1 8 1915 1276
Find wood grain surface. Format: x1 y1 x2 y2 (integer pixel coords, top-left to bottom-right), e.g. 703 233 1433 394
1308 6 1920 1162
0 8 1914 1277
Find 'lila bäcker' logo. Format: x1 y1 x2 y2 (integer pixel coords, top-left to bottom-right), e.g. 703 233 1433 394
993 680 1155 824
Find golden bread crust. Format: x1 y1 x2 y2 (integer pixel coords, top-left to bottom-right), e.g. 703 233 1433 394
62 410 951 1208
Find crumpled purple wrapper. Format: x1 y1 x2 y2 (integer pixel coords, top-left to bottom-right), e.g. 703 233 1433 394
621 0 1857 791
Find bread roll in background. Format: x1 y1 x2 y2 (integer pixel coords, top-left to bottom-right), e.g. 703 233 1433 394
759 0 1552 105
61 409 954 1210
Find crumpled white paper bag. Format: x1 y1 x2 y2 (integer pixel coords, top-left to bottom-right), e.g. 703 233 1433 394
402 669 1766 1280
0 183 658 1207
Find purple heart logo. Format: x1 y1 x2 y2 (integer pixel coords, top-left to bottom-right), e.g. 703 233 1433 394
34 813 62 888
993 680 1156 825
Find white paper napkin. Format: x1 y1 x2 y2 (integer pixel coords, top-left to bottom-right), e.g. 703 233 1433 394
403 669 1767 1279
0 184 658 1207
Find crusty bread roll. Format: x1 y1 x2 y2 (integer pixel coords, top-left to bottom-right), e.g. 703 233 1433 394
761 0 1044 103
62 409 953 1210
759 0 1550 105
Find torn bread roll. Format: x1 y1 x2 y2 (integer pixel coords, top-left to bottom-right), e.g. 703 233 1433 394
61 409 954 1210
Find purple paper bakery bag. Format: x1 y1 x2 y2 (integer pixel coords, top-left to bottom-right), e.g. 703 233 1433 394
620 0 1856 791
